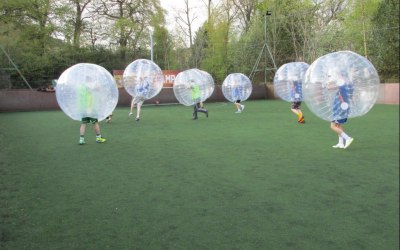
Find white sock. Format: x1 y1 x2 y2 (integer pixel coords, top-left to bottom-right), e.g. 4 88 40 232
340 132 350 140
338 136 344 145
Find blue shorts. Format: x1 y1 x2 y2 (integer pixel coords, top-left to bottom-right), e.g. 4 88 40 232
332 118 348 124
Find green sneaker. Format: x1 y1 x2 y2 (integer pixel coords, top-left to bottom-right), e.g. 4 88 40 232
96 137 106 143
79 137 85 145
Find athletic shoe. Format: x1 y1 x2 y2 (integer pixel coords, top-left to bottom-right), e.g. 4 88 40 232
298 116 305 124
235 110 241 113
332 143 344 149
96 137 106 143
344 138 354 149
241 105 245 111
79 137 85 145
135 117 140 121
129 112 133 116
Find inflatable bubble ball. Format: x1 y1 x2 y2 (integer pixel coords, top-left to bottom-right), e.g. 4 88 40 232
273 62 309 102
199 69 215 99
222 73 253 102
303 50 380 122
56 63 119 122
173 69 215 106
122 59 164 102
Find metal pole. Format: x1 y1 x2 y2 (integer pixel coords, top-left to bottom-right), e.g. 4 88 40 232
0 45 33 90
361 0 368 58
249 11 276 82
264 13 267 84
150 31 154 61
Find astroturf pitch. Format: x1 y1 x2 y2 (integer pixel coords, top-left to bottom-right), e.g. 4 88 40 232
0 100 398 250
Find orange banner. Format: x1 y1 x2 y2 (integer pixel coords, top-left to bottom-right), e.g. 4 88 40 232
113 70 181 88
162 70 181 87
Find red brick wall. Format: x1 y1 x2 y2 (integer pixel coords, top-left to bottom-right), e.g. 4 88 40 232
377 83 400 104
1 84 397 112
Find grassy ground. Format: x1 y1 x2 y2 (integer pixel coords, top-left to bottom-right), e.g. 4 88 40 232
0 100 399 250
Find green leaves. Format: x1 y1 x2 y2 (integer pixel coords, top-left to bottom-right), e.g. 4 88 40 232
0 0 398 88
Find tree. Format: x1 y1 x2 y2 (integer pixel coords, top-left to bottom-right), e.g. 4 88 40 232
341 0 380 58
370 0 399 80
153 25 174 69
231 0 257 32
191 26 208 68
201 19 230 83
199 0 237 82
95 0 163 61
71 0 92 48
175 0 198 48
282 0 316 62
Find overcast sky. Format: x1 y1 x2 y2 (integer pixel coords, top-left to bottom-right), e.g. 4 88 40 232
160 0 208 32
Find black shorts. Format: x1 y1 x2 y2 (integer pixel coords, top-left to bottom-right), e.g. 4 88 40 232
291 102 301 110
234 100 241 104
81 117 98 124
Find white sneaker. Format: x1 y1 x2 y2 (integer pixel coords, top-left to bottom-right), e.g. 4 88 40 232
344 138 354 149
332 143 344 149
241 105 245 111
235 110 241 113
129 112 133 116
79 137 85 145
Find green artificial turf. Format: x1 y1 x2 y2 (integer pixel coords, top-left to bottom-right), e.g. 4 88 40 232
0 100 399 250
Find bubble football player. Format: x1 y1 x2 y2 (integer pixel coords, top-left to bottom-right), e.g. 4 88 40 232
232 82 245 113
105 113 113 123
189 80 208 120
290 80 305 123
78 83 106 145
327 70 354 149
129 77 151 121
129 97 135 116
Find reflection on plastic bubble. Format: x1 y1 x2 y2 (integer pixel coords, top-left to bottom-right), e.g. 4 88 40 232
173 69 215 106
273 62 309 102
199 69 215 99
123 59 164 103
340 102 349 110
56 63 119 122
222 73 252 102
303 50 380 122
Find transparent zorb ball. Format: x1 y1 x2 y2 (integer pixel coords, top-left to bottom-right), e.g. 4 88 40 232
56 63 119 121
199 69 215 99
123 59 164 102
222 73 252 102
173 69 215 106
303 51 380 122
273 62 309 102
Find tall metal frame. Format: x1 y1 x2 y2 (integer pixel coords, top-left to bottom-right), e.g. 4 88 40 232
249 11 277 84
0 45 33 90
